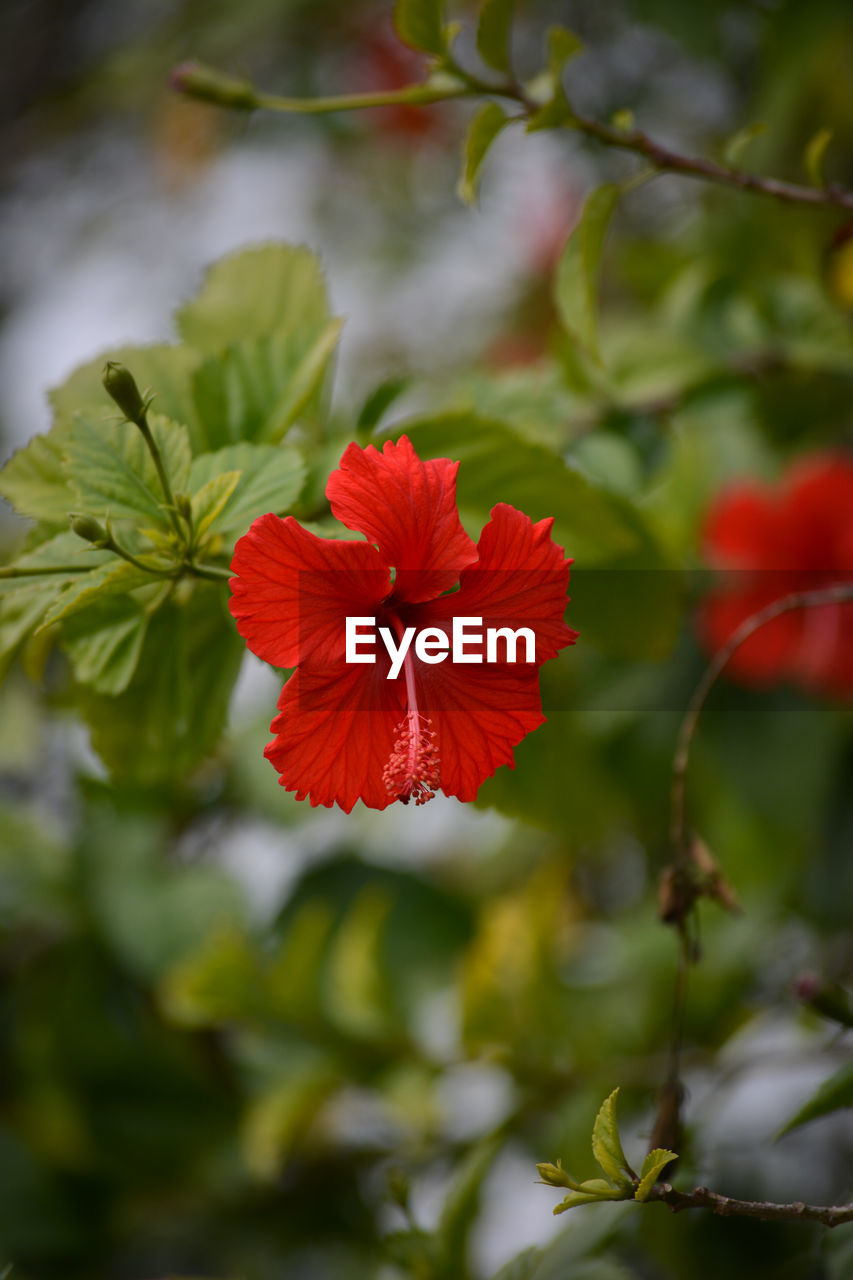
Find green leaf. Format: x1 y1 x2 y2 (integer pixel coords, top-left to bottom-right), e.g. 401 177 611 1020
555 183 620 363
188 443 305 536
393 0 445 55
0 532 110 592
437 1136 502 1272
191 322 341 447
458 101 510 204
390 413 641 562
40 560 154 629
356 375 412 437
492 1247 542 1280
778 1061 853 1137
190 472 241 540
62 596 150 694
547 24 583 75
634 1149 677 1201
477 0 513 72
0 428 77 525
722 121 766 167
591 1089 633 1188
80 585 244 785
804 126 832 187
67 412 191 526
0 584 61 682
177 244 331 353
553 1187 624 1213
260 319 342 441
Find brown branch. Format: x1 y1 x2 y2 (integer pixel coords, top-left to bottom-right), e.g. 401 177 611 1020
170 57 853 215
565 112 853 212
646 1183 853 1228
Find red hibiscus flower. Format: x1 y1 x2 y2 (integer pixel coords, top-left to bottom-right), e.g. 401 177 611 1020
699 452 853 696
229 436 577 811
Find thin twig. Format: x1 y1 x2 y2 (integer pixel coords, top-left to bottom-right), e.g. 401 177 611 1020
670 582 853 856
646 1183 853 1227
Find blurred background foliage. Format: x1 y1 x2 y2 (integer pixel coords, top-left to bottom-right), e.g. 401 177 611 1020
0 0 852 1277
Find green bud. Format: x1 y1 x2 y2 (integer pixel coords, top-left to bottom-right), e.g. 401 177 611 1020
69 513 109 545
536 1160 573 1188
170 61 258 111
102 361 146 424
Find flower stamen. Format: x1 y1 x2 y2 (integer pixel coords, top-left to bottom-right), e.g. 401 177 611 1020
382 620 440 804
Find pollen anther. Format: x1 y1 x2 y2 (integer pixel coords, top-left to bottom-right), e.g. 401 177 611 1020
383 712 440 805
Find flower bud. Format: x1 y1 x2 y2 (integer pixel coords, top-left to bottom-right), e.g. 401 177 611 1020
536 1161 573 1188
170 61 258 111
70 513 108 545
102 362 146 424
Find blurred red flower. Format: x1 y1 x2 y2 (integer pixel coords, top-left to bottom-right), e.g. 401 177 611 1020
700 453 853 696
229 436 576 811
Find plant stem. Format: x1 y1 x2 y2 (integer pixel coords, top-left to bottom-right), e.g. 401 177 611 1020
255 82 469 115
670 582 853 856
646 1183 853 1227
186 561 232 582
135 415 182 539
0 564 91 578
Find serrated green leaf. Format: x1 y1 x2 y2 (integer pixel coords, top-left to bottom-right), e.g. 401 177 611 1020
0 531 110 592
555 183 620 363
458 101 510 204
190 472 241 540
591 1089 633 1188
67 412 191 526
0 585 60 682
62 596 149 694
805 127 832 188
477 0 513 72
191 322 340 448
393 0 445 54
40 560 154 629
260 319 342 441
635 1149 677 1201
0 428 76 525
778 1061 853 1137
390 413 640 562
188 443 305 536
177 244 330 353
80 585 243 784
722 121 766 167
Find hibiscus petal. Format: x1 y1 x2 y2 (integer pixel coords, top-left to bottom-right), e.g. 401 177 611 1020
229 513 390 669
702 484 785 568
414 660 545 801
405 504 576 801
326 435 477 602
416 503 577 663
265 663 405 811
